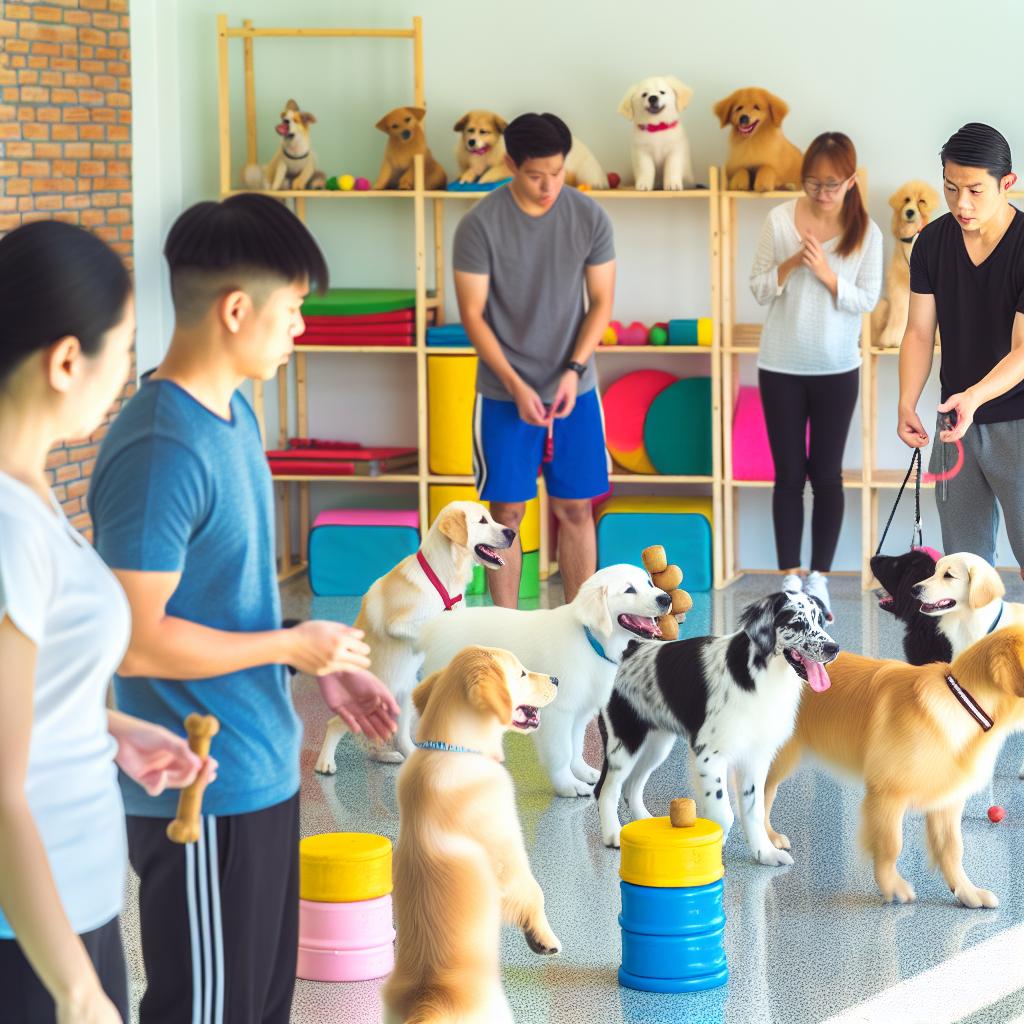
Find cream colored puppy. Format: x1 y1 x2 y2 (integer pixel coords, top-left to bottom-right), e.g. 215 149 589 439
618 75 695 190
382 646 561 1024
454 109 509 184
314 501 514 771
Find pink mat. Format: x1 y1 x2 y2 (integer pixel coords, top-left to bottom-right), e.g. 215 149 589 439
732 386 774 481
313 509 419 529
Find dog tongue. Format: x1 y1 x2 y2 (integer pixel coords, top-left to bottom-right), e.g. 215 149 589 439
804 657 831 693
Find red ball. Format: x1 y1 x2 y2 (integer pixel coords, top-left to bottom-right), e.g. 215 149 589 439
988 805 1006 823
607 172 621 189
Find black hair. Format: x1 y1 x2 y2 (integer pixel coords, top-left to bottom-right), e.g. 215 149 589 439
940 123 1013 181
164 193 328 323
0 220 132 384
503 112 572 165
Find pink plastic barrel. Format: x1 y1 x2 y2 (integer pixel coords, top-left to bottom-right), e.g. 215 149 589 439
296 895 395 983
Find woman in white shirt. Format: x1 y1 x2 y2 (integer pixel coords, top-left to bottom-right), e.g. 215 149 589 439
750 132 882 573
0 222 207 1024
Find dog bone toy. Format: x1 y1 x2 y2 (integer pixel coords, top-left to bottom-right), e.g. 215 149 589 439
166 714 219 844
670 797 697 828
641 545 693 641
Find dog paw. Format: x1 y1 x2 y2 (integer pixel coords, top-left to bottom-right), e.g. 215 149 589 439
880 877 917 904
573 764 601 785
314 758 337 775
954 884 999 909
635 180 654 192
555 779 594 798
370 748 405 764
602 828 622 849
754 845 794 868
664 179 683 191
524 928 562 956
768 829 791 851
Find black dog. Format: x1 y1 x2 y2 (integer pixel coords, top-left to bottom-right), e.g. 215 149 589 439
870 549 952 665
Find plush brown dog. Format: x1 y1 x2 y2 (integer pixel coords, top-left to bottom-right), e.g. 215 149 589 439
373 106 447 190
454 109 509 184
713 87 802 192
871 180 941 347
241 99 326 191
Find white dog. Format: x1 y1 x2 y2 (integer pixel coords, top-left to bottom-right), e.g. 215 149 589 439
564 135 608 189
618 75 695 190
418 564 671 797
314 501 515 771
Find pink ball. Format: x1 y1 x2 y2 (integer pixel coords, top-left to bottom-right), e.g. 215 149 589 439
988 806 1006 823
354 177 371 191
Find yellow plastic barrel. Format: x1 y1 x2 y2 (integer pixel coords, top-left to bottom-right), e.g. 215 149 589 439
299 832 393 903
619 816 724 889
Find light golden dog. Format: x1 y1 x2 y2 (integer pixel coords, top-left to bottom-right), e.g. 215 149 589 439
374 106 447 190
872 180 941 347
453 109 509 184
241 98 326 191
765 628 1024 908
382 646 561 1024
713 87 802 192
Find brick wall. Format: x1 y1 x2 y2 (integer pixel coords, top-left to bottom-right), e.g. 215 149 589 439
0 0 133 537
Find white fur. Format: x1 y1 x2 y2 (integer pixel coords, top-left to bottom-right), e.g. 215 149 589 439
565 135 608 189
617 75 695 191
418 565 671 797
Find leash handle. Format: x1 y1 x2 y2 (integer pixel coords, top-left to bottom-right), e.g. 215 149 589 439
875 448 922 556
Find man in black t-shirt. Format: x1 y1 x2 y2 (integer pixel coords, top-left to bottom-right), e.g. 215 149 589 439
898 123 1024 572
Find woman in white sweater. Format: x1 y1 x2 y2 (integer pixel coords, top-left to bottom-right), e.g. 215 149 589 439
750 131 882 573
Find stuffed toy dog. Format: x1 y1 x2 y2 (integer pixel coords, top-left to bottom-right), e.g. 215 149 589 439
618 75 695 190
374 106 447 190
713 87 802 192
871 181 941 347
453 109 509 184
241 99 326 191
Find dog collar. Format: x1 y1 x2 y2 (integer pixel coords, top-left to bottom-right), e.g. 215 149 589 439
945 674 994 732
987 602 1005 635
416 551 463 611
283 146 310 160
899 234 918 243
584 626 616 664
414 740 482 755
639 120 679 133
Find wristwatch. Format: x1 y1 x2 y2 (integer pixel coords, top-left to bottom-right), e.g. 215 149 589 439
567 360 587 377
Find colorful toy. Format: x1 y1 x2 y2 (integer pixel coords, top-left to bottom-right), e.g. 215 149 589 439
355 177 371 191
644 377 712 476
648 324 668 346
607 172 622 189
166 714 219 844
601 369 676 474
667 318 713 346
988 806 1006 823
618 800 728 993
577 183 592 192
607 320 649 346
641 545 693 640
297 832 395 983
446 178 511 192
602 324 618 345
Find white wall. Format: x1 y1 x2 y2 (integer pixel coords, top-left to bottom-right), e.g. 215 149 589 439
130 0 1023 570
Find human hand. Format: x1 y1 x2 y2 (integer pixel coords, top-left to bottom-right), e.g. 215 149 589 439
112 716 213 797
286 621 371 676
317 668 400 742
511 379 549 427
549 370 579 420
937 393 975 442
800 234 835 288
897 404 929 448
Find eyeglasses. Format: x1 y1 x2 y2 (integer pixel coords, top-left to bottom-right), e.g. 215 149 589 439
803 175 854 197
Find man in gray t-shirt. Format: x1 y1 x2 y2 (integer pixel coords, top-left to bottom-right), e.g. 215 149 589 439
453 112 616 607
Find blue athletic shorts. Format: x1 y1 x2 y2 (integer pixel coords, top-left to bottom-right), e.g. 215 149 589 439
472 388 610 503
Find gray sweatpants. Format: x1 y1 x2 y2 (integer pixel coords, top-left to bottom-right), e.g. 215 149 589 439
929 415 1024 567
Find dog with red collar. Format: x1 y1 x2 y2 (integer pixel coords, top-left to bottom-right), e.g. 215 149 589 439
618 75 695 191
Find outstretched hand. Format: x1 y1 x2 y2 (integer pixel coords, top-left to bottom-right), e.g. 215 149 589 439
317 669 400 743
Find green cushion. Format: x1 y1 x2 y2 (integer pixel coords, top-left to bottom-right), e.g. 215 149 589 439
301 288 417 316
643 377 712 476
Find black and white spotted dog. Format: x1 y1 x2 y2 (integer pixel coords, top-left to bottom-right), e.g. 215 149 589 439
595 579 839 865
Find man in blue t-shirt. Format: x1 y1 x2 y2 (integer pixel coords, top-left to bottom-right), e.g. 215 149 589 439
89 194 398 1023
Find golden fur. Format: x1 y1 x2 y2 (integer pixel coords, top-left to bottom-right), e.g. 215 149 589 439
374 106 447 191
713 87 802 192
872 180 941 346
382 646 560 1024
453 110 509 185
765 628 1024 907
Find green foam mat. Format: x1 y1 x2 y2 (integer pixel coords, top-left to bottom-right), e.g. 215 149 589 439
301 288 417 316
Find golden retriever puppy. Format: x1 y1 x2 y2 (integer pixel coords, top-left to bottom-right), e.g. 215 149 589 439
617 74 695 190
453 110 509 184
872 180 941 346
382 646 561 1024
713 87 802 192
241 98 326 191
765 628 1024 908
374 106 447 190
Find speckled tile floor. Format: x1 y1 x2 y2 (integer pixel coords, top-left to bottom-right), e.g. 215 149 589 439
124 571 1024 1024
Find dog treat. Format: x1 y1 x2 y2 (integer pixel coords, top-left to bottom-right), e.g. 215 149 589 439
671 589 693 615
653 566 683 592
659 614 679 641
642 545 668 574
166 714 219 844
670 797 697 828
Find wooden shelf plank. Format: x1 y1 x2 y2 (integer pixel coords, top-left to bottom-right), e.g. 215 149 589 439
270 473 420 484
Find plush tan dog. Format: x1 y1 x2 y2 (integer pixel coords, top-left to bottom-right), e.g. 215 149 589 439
713 87 802 192
871 180 941 347
382 646 561 1024
241 99 326 191
454 109 509 184
373 106 447 190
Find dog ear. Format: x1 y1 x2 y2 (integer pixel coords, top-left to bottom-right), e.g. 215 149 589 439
375 113 392 133
889 190 905 211
920 184 940 214
712 94 735 128
453 113 469 132
468 660 513 725
764 91 790 126
407 107 426 122
493 114 508 134
617 85 638 120
573 584 613 639
412 671 441 716
968 560 1005 609
666 77 694 112
739 594 783 662
300 111 317 126
285 99 299 112
437 506 469 549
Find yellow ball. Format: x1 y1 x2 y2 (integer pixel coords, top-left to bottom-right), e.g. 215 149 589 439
577 183 592 192
339 174 356 191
